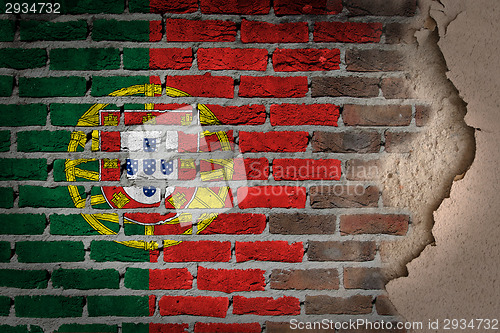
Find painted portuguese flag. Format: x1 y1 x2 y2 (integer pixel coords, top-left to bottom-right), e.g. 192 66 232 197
60 71 241 266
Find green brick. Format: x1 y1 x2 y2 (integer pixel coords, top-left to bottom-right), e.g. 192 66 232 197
52 268 119 290
90 187 111 210
0 214 46 235
50 104 91 126
0 296 10 316
0 130 9 152
0 104 47 126
0 49 47 69
0 159 47 180
0 20 15 42
124 268 149 290
53 159 98 182
124 221 148 235
60 0 124 14
17 130 83 152
0 187 13 208
50 213 119 235
91 76 151 96
50 48 120 70
50 103 119 126
87 296 150 317
123 48 149 70
122 323 150 333
19 186 86 208
93 20 151 42
19 77 87 97
20 20 87 41
128 0 148 13
0 241 10 262
15 295 84 318
16 241 84 263
56 324 118 333
0 76 13 96
0 325 42 333
90 241 151 262
0 269 49 289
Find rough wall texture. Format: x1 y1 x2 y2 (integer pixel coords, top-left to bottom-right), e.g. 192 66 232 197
0 0 480 332
388 0 500 331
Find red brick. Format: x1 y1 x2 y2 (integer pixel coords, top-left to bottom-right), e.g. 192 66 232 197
149 21 162 42
199 158 268 181
100 159 121 181
239 131 308 153
235 241 304 262
198 213 267 234
269 213 336 235
195 322 261 333
100 131 120 152
242 158 269 180
309 185 379 208
343 105 412 126
241 20 308 43
166 19 236 42
314 22 382 43
198 48 268 71
149 295 156 316
237 186 306 209
202 104 266 125
149 268 193 290
305 295 372 315
200 0 270 14
270 103 339 126
270 269 339 290
344 267 385 289
311 76 380 98
123 104 191 125
346 49 406 72
273 48 340 71
166 74 234 98
312 131 381 153
308 241 376 261
233 296 300 315
163 241 231 262
340 214 409 235
274 0 342 14
239 76 308 98
150 48 192 69
381 77 414 99
159 296 228 318
197 267 265 293
149 0 197 13
273 159 341 180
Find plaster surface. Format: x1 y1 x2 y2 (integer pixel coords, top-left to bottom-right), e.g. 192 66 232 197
388 0 500 330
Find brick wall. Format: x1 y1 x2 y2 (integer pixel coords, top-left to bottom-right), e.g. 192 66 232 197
0 0 423 331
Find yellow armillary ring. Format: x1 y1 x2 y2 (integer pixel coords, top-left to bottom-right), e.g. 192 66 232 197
65 83 232 251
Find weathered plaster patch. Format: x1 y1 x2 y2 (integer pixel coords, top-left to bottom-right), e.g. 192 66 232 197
387 0 500 328
379 0 475 281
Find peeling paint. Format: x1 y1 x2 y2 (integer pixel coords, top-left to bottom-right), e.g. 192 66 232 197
387 0 500 328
